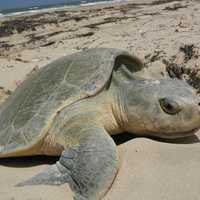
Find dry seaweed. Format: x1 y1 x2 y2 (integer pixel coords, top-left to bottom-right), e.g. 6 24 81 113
165 61 200 93
163 3 188 11
0 17 58 38
41 41 56 47
180 44 197 63
85 16 136 29
75 32 94 38
60 15 88 22
0 42 14 49
151 0 183 5
145 50 165 64
163 44 200 93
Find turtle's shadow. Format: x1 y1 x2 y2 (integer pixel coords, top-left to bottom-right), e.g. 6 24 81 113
112 132 200 145
0 132 199 168
155 134 200 144
0 155 59 168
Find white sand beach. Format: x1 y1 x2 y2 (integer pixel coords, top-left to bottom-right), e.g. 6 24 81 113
0 0 200 199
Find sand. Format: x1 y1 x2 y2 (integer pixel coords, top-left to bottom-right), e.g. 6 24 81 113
0 0 200 199
1 133 200 200
106 134 200 200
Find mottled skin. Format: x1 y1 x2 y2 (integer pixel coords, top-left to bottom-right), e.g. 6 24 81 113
0 48 200 200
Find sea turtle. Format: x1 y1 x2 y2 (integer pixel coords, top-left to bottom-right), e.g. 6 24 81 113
0 48 200 200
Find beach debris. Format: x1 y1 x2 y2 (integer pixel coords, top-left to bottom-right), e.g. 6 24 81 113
15 58 30 63
165 62 200 93
85 15 137 29
180 44 198 63
76 32 94 38
41 41 56 47
163 44 200 93
151 0 184 5
145 50 166 64
0 42 14 49
163 3 188 11
0 19 36 37
0 16 58 38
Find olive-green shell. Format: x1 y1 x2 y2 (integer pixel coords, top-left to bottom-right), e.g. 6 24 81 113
0 48 143 156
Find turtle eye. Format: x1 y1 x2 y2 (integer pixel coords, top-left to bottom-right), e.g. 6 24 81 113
159 98 181 115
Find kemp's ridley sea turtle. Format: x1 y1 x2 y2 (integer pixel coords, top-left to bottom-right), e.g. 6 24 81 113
0 48 200 200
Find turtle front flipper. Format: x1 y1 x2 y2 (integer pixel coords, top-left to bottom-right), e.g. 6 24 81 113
17 127 119 200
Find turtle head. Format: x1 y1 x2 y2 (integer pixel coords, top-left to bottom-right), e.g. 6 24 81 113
123 79 200 139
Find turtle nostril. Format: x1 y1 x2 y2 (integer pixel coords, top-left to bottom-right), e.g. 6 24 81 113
198 102 200 106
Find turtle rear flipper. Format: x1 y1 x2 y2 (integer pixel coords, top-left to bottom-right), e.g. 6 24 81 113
17 127 119 200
